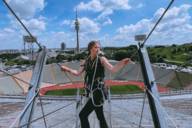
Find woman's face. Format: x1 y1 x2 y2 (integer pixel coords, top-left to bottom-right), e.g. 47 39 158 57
90 43 100 57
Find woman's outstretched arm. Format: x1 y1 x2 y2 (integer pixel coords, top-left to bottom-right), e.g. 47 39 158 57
61 61 85 76
100 57 131 73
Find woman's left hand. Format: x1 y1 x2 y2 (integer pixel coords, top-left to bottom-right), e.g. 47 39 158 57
121 58 131 65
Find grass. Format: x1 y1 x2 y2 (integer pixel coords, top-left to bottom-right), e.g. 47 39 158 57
110 85 143 94
45 85 143 96
148 45 192 66
46 88 85 96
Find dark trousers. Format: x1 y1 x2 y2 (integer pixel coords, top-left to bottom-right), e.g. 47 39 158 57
79 98 108 128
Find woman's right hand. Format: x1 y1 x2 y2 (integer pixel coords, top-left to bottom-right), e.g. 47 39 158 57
121 58 135 65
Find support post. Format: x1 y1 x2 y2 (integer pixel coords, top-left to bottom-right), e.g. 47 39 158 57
138 44 167 128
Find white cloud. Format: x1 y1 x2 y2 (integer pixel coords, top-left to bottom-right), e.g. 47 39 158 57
22 18 46 31
8 0 45 18
102 18 112 26
60 17 100 34
0 28 15 38
41 17 101 49
61 20 71 26
0 28 23 49
79 17 100 34
117 19 151 35
113 4 192 45
75 0 133 27
40 31 75 48
3 28 16 33
98 8 113 19
76 0 132 18
58 17 103 48
136 3 144 9
0 17 46 50
154 4 192 32
76 0 103 12
104 0 131 10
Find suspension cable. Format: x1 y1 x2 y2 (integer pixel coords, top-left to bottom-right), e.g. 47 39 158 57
38 95 48 128
125 0 175 62
9 89 40 128
145 87 178 128
138 90 147 128
14 101 76 128
120 0 175 66
0 69 33 87
141 0 175 47
2 0 42 49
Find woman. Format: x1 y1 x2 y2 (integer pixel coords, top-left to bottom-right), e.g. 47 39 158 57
61 40 130 128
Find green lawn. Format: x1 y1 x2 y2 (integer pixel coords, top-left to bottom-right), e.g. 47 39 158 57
148 45 192 66
45 85 143 96
46 88 85 96
110 85 142 94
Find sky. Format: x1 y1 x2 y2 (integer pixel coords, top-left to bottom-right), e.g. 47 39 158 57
0 0 192 50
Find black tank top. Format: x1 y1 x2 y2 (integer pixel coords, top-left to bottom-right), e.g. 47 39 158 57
84 56 105 90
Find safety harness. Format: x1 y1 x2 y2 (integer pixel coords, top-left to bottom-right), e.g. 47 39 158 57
84 54 106 107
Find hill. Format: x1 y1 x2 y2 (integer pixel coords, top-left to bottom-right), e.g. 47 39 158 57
147 43 192 66
102 43 192 66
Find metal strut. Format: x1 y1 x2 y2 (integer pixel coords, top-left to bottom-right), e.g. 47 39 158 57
19 47 47 128
138 44 167 128
135 1 174 127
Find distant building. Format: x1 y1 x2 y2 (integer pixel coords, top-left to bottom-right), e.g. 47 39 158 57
154 63 167 68
154 63 177 69
61 42 66 50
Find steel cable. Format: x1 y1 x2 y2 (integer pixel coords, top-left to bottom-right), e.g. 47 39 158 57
38 95 48 128
145 87 179 128
2 0 42 49
13 101 76 128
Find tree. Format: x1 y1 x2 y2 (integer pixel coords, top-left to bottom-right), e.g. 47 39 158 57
113 50 128 61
